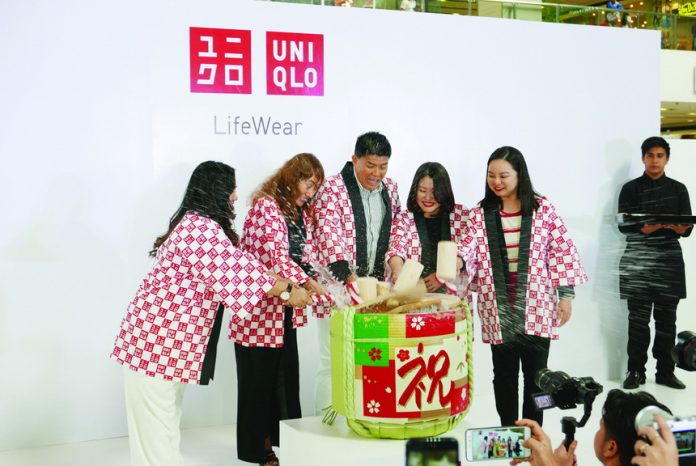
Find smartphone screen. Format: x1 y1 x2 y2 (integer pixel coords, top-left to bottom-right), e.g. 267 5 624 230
406 437 459 466
465 426 531 461
670 421 696 457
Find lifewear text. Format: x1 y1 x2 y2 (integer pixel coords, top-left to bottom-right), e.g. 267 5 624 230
213 115 303 136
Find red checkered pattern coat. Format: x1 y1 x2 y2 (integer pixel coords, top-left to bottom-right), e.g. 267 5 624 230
387 203 469 262
312 171 401 270
460 197 588 344
111 212 275 384
387 204 469 295
232 196 327 347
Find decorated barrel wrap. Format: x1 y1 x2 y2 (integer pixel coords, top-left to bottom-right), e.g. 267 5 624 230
330 302 473 439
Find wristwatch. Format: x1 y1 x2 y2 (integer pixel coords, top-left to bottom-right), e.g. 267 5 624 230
280 283 293 302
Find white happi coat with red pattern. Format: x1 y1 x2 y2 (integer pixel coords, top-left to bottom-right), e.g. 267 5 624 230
387 204 469 294
387 203 469 262
312 161 401 282
232 195 326 348
460 197 588 344
111 212 275 384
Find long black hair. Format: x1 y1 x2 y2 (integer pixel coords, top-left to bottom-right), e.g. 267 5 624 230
480 146 540 216
150 161 239 257
406 162 455 215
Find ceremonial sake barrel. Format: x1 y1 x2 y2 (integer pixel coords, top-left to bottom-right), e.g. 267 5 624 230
329 294 473 439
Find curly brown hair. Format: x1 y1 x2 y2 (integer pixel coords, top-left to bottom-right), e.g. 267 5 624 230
251 153 325 224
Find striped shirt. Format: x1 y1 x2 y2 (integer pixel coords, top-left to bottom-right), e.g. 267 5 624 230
500 209 522 273
356 170 386 275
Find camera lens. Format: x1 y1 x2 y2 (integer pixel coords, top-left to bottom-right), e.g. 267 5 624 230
673 331 696 371
535 369 571 393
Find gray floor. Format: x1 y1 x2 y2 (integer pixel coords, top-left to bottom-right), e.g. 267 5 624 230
0 425 247 466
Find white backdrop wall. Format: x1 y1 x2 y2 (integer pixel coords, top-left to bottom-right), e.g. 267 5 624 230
2 0 692 452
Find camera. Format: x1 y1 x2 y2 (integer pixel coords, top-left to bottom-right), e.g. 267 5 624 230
635 406 696 458
673 331 696 372
533 369 603 410
533 368 604 449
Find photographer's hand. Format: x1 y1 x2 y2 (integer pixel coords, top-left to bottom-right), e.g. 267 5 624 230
631 414 678 466
511 419 560 466
553 439 577 466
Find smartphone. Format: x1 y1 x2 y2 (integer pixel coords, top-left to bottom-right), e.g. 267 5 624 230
464 426 531 461
405 437 459 466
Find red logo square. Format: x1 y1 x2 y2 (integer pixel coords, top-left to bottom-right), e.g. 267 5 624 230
190 27 251 94
266 31 323 96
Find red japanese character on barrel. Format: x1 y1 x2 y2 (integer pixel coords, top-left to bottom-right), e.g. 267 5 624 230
328 293 473 439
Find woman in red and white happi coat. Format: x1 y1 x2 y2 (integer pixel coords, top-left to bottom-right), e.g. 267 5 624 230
110 162 310 466
459 147 588 427
235 153 328 466
387 162 468 296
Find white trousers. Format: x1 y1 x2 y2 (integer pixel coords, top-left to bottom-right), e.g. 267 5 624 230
123 368 187 466
314 317 332 414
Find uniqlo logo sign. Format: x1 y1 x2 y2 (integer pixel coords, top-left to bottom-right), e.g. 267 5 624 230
190 27 252 94
189 27 324 97
266 31 324 96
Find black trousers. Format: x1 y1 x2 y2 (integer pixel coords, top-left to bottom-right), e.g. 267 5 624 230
490 334 550 426
626 298 679 376
234 308 301 464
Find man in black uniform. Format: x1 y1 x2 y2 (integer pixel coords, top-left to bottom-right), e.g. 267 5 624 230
619 136 692 390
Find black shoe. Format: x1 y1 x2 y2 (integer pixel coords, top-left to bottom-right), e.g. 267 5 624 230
623 371 646 389
655 373 686 389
